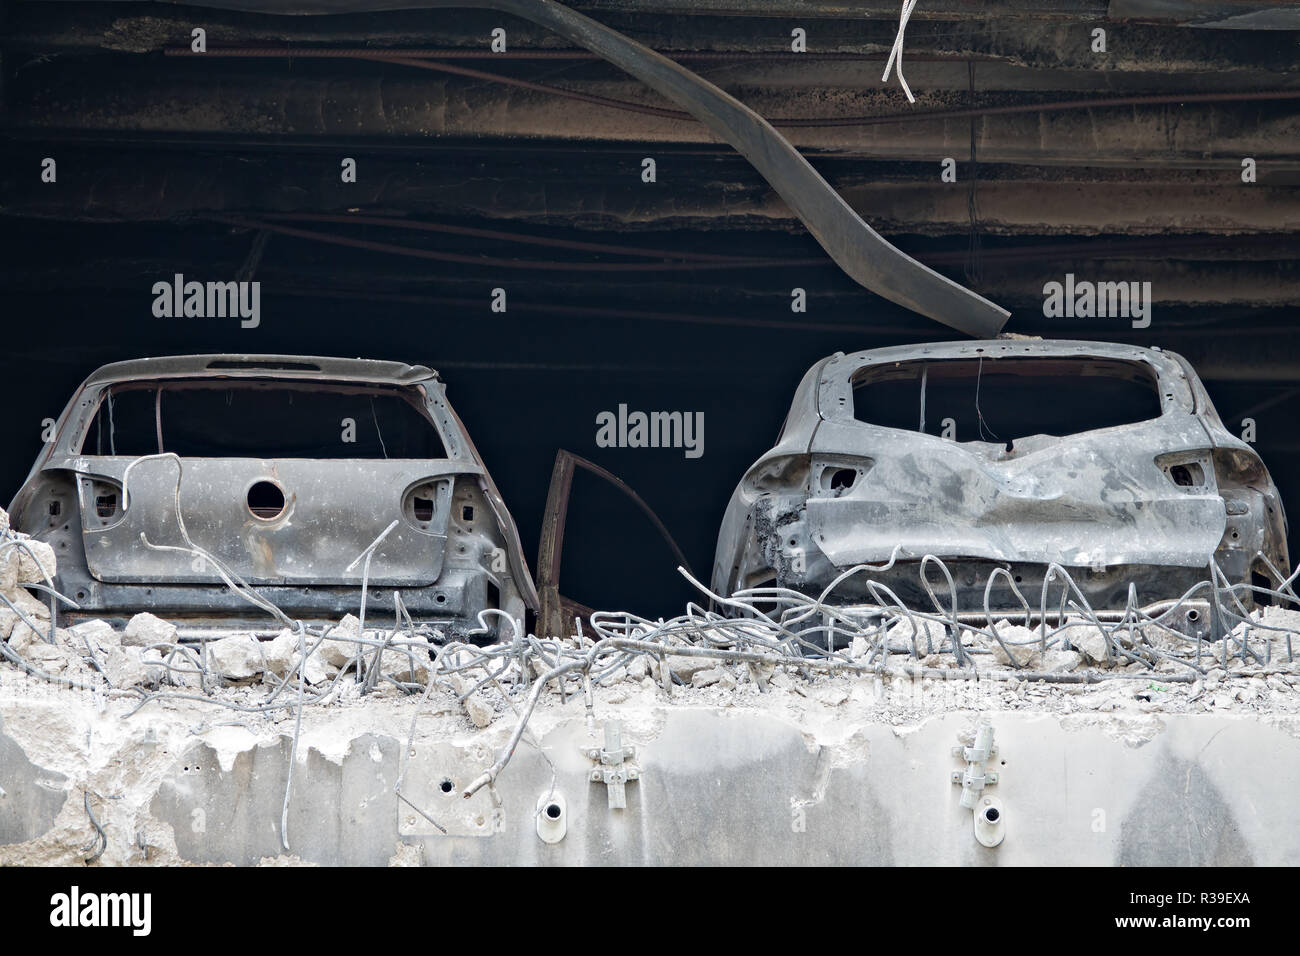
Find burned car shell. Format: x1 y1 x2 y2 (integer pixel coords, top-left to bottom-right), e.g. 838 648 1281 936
712 340 1290 612
8 355 538 639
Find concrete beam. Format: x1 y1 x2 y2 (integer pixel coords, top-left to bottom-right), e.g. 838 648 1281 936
4 3 1297 72
8 63 1298 169
3 691 1297 865
5 142 1295 231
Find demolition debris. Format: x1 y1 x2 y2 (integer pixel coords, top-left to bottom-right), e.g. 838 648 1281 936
4 497 1300 823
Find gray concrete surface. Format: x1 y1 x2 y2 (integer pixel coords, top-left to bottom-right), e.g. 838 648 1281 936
3 686 1296 865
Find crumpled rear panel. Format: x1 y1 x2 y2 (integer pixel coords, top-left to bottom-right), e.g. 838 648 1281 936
806 419 1228 569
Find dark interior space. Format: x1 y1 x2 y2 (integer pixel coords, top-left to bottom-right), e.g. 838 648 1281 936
852 357 1164 439
86 381 447 459
2 1 1297 619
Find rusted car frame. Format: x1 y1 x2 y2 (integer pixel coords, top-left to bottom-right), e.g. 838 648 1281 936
712 340 1290 617
8 355 539 640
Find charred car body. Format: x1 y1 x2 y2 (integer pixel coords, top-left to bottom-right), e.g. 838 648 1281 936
713 340 1289 615
7 355 538 640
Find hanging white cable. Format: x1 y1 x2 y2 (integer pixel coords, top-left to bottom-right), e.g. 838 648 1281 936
882 0 920 104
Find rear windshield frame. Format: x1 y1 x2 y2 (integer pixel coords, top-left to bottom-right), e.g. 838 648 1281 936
849 356 1165 441
76 378 450 460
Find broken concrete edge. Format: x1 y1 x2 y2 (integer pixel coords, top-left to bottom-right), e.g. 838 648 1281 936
5 500 1300 864
4 538 1300 729
7 597 1300 714
5 666 1300 866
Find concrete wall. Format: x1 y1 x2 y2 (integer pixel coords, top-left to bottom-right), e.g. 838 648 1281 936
4 704 1297 865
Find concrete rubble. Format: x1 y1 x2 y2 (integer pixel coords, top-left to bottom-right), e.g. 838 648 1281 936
4 634 1300 866
123 613 178 648
3 505 1300 865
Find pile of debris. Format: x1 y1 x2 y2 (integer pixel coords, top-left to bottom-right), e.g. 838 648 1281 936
5 500 1300 803
6 493 1300 868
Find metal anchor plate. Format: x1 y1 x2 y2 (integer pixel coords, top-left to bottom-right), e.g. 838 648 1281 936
585 721 640 809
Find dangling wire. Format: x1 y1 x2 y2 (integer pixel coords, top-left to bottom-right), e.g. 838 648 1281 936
975 356 1000 443
882 0 920 103
918 363 928 434
369 397 389 459
154 386 164 455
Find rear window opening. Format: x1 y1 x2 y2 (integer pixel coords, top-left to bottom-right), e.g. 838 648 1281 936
851 357 1163 441
81 381 447 459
